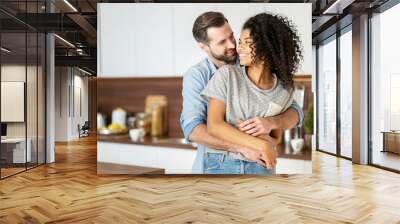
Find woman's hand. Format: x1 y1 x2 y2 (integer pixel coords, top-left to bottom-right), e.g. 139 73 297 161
237 117 277 137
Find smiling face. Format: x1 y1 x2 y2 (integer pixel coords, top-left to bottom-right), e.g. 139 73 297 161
199 22 237 64
238 28 257 66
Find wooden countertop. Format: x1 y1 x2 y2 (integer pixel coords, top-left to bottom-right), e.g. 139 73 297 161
97 134 196 150
97 134 311 160
97 162 165 175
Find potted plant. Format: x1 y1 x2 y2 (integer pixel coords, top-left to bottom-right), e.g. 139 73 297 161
303 104 314 148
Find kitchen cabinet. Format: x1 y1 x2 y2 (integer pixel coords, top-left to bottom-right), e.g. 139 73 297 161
97 142 196 174
275 158 312 174
98 4 175 77
98 3 312 77
134 4 175 77
97 142 311 174
98 4 136 77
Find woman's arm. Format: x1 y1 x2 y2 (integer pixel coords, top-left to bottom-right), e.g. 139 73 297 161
207 98 277 168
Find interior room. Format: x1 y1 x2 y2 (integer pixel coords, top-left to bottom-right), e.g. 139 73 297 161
96 3 313 174
0 0 399 223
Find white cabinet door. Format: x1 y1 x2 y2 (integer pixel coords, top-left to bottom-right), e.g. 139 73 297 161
97 142 159 168
98 4 136 77
155 147 196 174
134 4 175 77
97 142 196 174
275 158 312 174
172 3 218 76
98 3 311 77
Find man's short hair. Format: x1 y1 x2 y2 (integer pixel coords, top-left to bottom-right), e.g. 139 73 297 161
192 11 228 44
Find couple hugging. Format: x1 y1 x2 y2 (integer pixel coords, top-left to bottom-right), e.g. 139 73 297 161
180 11 303 175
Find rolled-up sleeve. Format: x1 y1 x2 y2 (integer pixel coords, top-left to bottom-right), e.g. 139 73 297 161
180 68 208 141
290 100 304 127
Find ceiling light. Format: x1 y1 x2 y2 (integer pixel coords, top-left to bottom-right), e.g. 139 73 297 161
54 34 75 48
63 0 78 12
78 67 93 76
322 0 354 15
1 47 11 53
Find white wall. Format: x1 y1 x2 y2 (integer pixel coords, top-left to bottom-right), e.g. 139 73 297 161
1 65 37 138
98 3 312 77
1 63 46 164
55 67 68 141
55 67 89 141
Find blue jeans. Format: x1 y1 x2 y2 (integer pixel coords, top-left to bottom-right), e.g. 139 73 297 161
203 152 276 175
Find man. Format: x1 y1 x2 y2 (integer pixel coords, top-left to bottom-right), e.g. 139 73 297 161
180 12 303 174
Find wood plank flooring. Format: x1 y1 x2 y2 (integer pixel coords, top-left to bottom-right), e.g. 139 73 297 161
0 135 399 223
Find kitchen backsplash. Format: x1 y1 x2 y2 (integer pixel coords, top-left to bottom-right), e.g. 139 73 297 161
97 75 312 138
97 77 184 138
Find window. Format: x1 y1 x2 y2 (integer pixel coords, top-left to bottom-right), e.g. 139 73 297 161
339 28 352 158
317 36 337 154
370 2 400 171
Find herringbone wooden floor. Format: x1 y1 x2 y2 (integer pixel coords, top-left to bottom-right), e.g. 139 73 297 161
0 135 399 224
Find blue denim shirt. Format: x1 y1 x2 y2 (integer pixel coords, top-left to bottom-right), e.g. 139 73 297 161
180 58 304 174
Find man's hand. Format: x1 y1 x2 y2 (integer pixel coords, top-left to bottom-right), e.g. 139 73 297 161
232 145 266 167
262 146 278 169
232 144 278 169
236 117 278 137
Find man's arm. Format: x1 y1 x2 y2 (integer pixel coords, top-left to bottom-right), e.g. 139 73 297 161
179 68 240 153
270 107 300 130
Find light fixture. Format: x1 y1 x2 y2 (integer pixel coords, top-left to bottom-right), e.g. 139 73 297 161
54 34 75 48
1 47 11 53
78 67 93 76
63 0 78 12
322 0 354 15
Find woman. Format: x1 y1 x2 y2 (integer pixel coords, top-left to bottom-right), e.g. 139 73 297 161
201 13 302 174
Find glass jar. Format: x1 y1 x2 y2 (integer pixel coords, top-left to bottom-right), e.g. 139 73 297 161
136 112 151 136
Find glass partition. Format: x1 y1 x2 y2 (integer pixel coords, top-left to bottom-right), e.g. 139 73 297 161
1 30 28 177
0 2 46 179
317 36 337 155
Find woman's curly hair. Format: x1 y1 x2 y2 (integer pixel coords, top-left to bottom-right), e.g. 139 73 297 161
243 13 303 89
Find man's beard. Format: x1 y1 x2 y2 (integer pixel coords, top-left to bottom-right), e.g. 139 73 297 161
209 48 237 64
